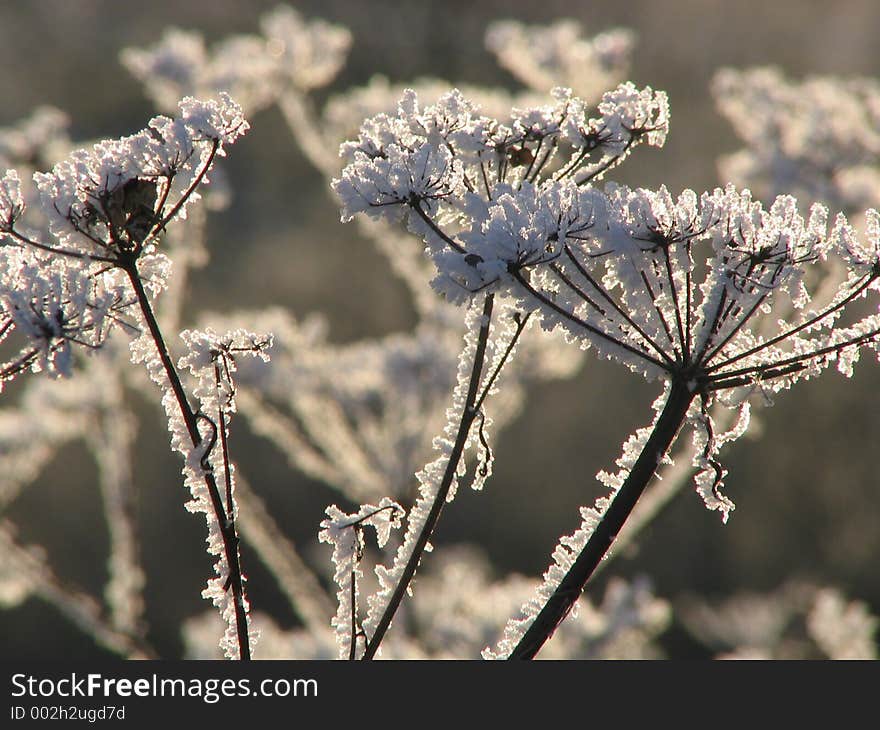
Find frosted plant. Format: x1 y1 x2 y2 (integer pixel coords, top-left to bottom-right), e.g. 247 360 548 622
121 11 626 457
318 499 403 659
5 8 638 660
0 247 131 381
4 5 877 662
714 67 880 215
330 82 669 657
194 304 578 505
335 83 880 658
0 93 256 658
613 65 880 575
122 8 630 319
170 327 272 656
120 9 605 662
0 103 264 657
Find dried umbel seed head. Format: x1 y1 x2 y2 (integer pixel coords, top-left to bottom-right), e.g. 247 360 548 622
105 177 160 248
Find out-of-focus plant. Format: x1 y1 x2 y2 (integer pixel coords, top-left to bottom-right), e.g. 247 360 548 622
679 581 878 660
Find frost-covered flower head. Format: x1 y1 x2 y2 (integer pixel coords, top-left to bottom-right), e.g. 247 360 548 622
335 87 880 521
0 247 131 384
334 83 667 224
0 95 247 390
27 94 247 264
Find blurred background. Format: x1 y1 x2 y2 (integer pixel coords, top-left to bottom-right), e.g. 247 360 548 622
1 0 879 659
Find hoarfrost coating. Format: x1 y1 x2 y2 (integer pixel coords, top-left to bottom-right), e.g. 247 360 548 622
334 85 880 657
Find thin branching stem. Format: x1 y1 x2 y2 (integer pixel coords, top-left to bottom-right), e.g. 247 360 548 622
558 247 676 366
412 202 466 253
685 249 693 362
362 294 495 659
548 263 611 318
528 138 557 184
638 263 679 360
555 148 589 181
472 311 530 414
146 141 219 244
214 360 235 516
708 325 880 384
122 258 251 660
349 566 359 661
705 273 877 372
575 136 635 185
697 290 770 367
661 247 689 360
479 158 494 200
521 138 543 184
6 227 116 264
513 270 670 371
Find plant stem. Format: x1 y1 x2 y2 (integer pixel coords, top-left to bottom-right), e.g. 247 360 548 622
508 378 695 660
123 260 251 660
362 294 495 659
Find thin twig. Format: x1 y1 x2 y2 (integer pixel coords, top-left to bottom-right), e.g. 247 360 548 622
123 259 251 660
362 294 495 659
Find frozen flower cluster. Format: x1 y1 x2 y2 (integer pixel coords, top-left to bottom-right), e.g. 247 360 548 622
31 94 246 262
335 88 880 522
0 94 247 390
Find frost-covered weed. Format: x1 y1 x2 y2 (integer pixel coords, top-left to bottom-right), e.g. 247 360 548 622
333 44 880 659
1 6 878 661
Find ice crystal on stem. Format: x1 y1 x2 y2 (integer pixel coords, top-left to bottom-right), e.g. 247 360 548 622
172 327 272 657
178 327 273 414
319 499 403 659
